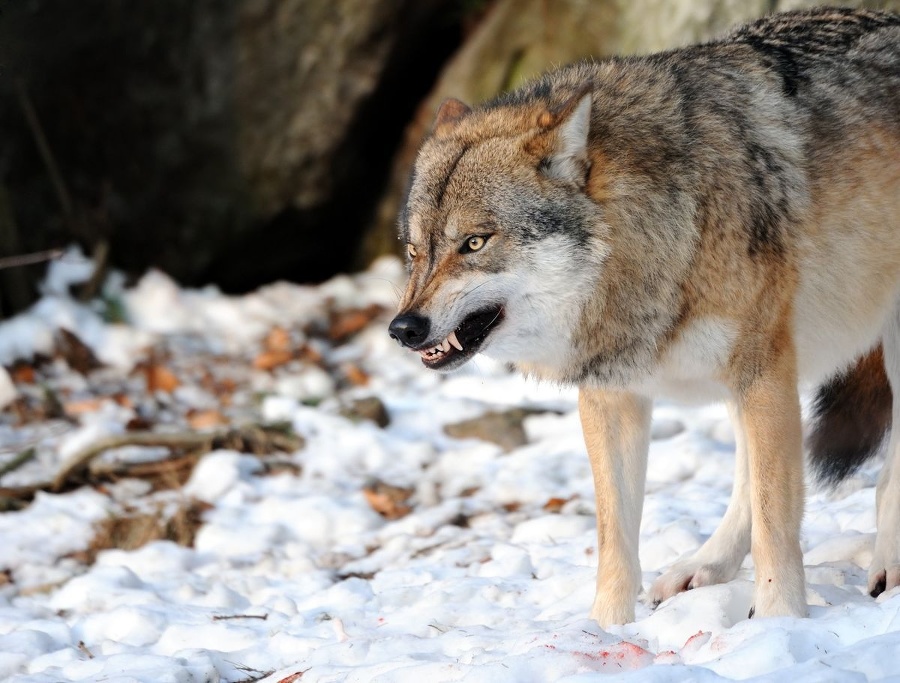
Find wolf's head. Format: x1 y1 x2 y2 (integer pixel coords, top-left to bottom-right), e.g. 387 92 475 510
389 88 609 374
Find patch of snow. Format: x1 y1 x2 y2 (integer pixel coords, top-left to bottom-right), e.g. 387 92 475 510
2 253 900 682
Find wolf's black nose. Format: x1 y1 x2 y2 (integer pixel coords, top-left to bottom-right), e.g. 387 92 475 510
389 313 430 348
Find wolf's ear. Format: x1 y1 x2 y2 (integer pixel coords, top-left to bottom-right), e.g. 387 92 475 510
537 91 592 188
433 98 472 136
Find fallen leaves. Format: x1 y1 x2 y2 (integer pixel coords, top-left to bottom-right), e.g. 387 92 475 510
253 350 293 371
55 329 103 375
328 304 384 342
71 498 213 565
363 479 413 520
143 362 180 393
1 297 397 550
543 495 577 513
264 326 292 353
63 397 107 417
51 425 305 493
186 408 228 430
9 363 36 385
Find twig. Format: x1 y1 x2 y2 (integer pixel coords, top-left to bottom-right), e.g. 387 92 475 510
77 641 94 659
0 248 65 271
87 450 204 479
0 448 36 479
16 79 75 223
0 484 46 504
52 430 223 491
229 661 276 683
213 613 269 621
76 239 109 302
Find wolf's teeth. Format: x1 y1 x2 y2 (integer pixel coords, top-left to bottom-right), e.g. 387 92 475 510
448 330 463 351
441 339 450 353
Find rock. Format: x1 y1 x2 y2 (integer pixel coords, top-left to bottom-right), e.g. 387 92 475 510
340 396 390 428
443 408 534 453
0 0 462 304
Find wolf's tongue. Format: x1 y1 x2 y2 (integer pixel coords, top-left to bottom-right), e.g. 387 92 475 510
448 330 463 351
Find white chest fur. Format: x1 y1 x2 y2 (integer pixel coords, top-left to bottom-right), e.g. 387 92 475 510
634 317 737 403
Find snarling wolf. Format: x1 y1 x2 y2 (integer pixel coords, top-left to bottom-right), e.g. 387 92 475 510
389 7 900 626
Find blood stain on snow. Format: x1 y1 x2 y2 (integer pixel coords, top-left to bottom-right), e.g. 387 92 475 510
573 641 653 670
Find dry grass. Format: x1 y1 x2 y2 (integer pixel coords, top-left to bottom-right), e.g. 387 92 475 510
72 498 212 565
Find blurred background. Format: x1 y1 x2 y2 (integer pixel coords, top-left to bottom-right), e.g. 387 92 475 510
1 0 897 318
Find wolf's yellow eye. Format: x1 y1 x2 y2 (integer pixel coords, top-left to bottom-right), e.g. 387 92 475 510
461 235 488 254
407 244 417 258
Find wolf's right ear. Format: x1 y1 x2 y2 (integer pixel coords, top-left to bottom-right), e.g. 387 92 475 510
432 98 472 137
537 91 592 188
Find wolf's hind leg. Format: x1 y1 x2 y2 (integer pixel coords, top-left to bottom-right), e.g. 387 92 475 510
648 402 751 606
870 306 900 597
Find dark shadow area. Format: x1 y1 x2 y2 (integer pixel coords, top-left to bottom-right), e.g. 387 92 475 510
0 1 463 314
203 4 462 292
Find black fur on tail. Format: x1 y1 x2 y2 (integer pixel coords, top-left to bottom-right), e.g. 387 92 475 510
807 346 893 486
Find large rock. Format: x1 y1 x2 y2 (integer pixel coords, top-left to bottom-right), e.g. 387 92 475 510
0 0 459 309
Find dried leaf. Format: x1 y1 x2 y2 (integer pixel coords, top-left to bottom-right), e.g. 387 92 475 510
125 416 154 431
342 363 370 387
363 479 413 520
10 364 36 384
217 377 238 394
277 673 306 683
265 326 292 353
187 409 228 430
253 349 293 371
542 496 575 513
55 329 102 375
329 304 383 342
298 345 324 365
145 364 180 393
79 499 213 564
63 397 106 417
112 393 134 408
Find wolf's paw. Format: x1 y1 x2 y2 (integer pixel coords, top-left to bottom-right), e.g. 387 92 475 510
751 575 808 619
870 492 900 597
648 560 738 607
590 592 636 627
868 561 900 597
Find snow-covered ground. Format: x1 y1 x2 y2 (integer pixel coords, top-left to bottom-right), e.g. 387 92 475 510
2 249 900 682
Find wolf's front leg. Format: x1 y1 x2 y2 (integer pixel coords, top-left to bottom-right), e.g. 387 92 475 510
579 387 652 627
736 345 808 619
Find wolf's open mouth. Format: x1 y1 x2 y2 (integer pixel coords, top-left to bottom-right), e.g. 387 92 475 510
418 305 504 370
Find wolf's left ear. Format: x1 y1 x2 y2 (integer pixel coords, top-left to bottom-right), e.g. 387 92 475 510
433 98 472 137
537 90 592 188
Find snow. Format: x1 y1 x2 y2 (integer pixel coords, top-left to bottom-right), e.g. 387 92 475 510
2 253 900 682
0 368 16 411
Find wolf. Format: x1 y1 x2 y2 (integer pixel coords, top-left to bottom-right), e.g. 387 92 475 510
388 7 900 627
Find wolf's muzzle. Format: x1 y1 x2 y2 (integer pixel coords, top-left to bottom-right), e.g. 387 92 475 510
388 313 431 348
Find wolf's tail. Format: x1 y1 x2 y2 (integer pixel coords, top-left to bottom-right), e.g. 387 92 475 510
807 346 893 486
